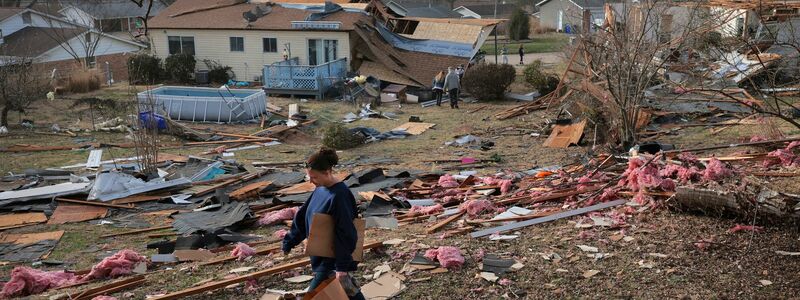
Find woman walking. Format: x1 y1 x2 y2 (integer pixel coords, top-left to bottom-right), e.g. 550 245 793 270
432 71 445 106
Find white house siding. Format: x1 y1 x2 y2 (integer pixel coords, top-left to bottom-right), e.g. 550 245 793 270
150 29 352 82
537 0 584 31
59 6 97 29
0 11 77 36
38 32 143 62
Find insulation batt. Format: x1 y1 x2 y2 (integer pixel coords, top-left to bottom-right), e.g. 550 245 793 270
272 228 289 239
765 141 800 167
1 267 78 298
702 158 734 181
499 179 513 194
438 174 459 188
257 207 299 226
424 246 465 269
408 204 444 216
728 224 764 233
231 242 256 260
82 249 147 281
459 199 495 217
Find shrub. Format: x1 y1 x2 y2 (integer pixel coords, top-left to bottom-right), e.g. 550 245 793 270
322 123 365 150
523 60 560 95
508 8 530 41
127 53 162 84
67 69 101 93
203 60 233 84
164 53 196 83
462 64 516 101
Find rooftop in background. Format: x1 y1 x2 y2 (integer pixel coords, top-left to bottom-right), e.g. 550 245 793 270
385 0 464 18
0 7 25 21
148 0 368 31
59 0 169 19
0 26 86 58
535 0 606 8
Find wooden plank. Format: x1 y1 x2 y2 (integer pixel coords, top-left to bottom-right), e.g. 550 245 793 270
152 241 384 300
47 203 108 224
56 198 135 209
543 120 587 148
101 225 172 238
0 212 47 229
391 122 436 135
230 181 272 201
426 211 465 234
110 194 165 205
184 137 276 146
73 275 146 300
471 200 627 238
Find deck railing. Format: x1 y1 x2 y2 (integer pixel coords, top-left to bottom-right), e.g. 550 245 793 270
262 58 347 97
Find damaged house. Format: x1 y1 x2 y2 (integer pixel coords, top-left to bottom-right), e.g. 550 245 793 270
147 0 499 97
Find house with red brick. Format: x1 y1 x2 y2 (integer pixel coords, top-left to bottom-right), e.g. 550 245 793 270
0 7 147 82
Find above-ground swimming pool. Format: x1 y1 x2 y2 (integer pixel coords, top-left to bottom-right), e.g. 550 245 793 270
137 86 268 123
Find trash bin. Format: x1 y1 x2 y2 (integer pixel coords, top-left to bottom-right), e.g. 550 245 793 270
195 70 209 84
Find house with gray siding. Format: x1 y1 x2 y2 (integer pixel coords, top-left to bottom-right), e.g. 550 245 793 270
536 0 605 33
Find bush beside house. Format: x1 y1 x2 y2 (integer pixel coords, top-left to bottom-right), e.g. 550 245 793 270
164 53 196 84
462 64 516 101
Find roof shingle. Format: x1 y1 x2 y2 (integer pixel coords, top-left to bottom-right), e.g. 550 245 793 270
0 26 87 58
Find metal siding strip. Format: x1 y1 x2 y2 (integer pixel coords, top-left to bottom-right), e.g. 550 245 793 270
470 199 627 238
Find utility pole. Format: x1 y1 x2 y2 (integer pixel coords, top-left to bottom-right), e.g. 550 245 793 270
494 0 498 64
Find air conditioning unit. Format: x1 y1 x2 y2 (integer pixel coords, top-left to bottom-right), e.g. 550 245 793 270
253 75 263 82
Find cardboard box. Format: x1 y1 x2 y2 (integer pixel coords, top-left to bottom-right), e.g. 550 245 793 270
305 214 365 261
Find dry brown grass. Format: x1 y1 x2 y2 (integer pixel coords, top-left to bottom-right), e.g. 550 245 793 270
66 68 102 93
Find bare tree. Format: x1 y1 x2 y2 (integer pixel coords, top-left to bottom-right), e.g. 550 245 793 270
560 1 730 148
0 56 50 127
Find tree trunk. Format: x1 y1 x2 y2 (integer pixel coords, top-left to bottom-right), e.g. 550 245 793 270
672 186 800 222
1 106 9 127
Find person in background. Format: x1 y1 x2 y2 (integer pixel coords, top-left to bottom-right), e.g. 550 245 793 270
443 66 460 109
432 71 445 107
283 148 364 300
518 44 525 65
455 64 465 80
502 45 509 64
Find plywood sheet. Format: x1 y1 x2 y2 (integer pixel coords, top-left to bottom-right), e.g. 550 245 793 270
305 214 365 261
0 230 64 245
0 213 48 229
543 120 586 148
357 61 418 87
392 122 436 135
48 203 108 224
401 22 483 44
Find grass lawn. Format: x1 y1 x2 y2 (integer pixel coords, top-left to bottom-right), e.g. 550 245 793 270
480 33 570 55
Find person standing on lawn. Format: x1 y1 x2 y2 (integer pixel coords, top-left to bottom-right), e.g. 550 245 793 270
518 44 525 65
282 148 364 299
432 71 446 106
502 45 509 64
443 66 460 109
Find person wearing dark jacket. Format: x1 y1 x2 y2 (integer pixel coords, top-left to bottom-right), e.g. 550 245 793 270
518 44 525 65
432 71 445 106
283 148 364 299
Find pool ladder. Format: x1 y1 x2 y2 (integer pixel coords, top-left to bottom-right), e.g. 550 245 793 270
218 88 247 119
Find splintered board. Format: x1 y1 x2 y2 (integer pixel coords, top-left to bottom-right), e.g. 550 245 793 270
543 120 586 148
392 122 436 135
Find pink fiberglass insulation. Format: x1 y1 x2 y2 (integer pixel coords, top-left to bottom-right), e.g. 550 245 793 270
677 152 699 164
702 158 734 181
438 174 459 188
499 179 513 194
459 199 495 217
257 207 299 226
272 228 289 239
750 135 768 143
231 242 256 260
1 267 79 298
618 158 673 192
408 204 444 216
423 246 465 269
82 249 147 281
728 224 764 233
92 296 117 300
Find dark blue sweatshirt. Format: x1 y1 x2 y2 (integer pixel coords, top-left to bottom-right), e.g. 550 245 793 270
282 182 359 272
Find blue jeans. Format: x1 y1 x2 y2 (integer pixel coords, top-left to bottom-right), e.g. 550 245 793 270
308 271 365 300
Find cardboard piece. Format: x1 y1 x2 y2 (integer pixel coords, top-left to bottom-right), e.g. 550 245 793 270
303 278 349 300
0 212 48 230
543 119 586 148
361 271 406 299
392 122 436 135
47 203 108 224
305 214 365 261
0 230 64 245
173 249 216 262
